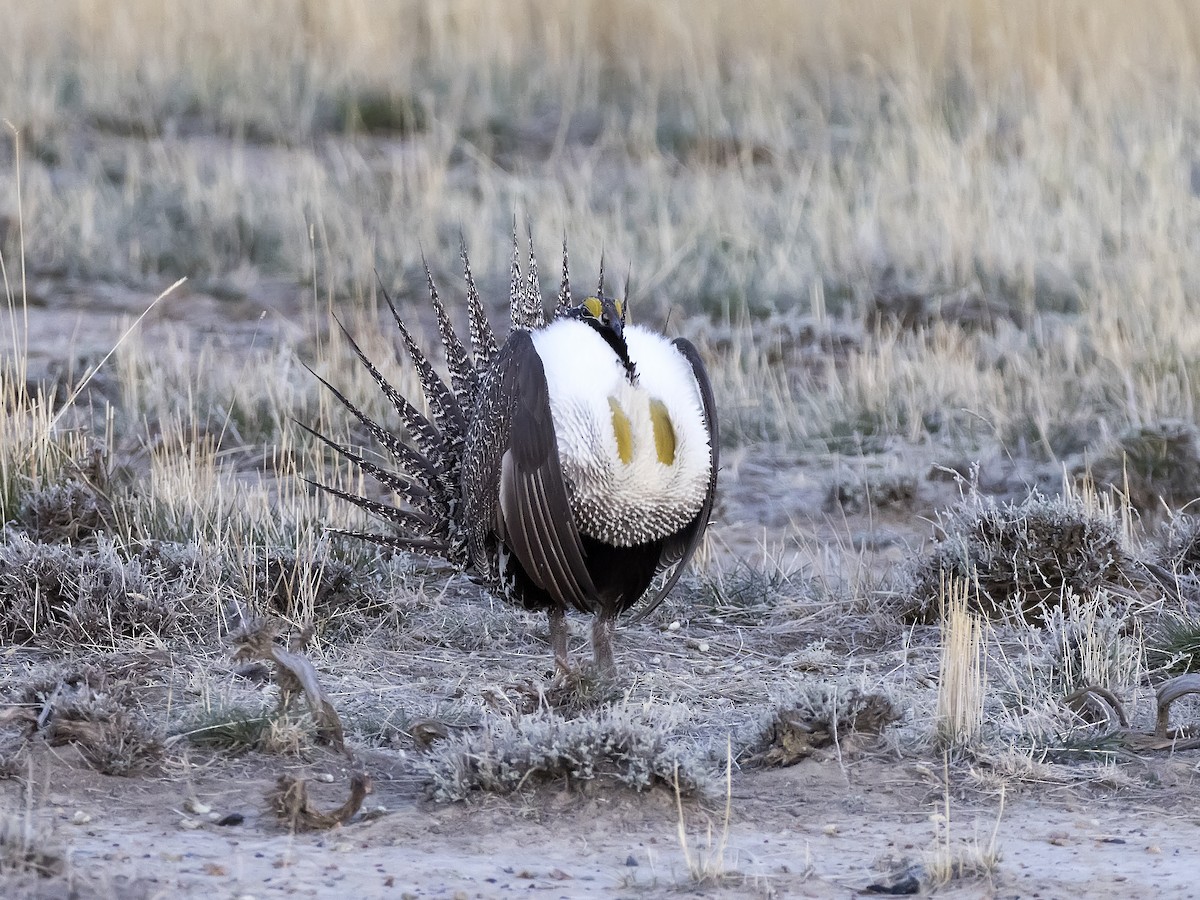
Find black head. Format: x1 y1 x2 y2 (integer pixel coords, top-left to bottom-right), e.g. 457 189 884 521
566 295 625 339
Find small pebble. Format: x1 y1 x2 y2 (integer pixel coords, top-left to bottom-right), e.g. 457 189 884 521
316 773 335 783
184 798 211 815
667 621 681 631
71 811 91 825
178 817 203 830
216 813 244 827
625 855 638 867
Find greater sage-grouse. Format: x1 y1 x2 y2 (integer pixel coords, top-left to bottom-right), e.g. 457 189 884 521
306 236 718 673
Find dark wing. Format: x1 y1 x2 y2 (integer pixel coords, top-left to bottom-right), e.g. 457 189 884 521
492 331 599 613
631 337 719 621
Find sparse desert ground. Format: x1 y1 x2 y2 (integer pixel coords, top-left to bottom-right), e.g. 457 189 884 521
7 3 1200 898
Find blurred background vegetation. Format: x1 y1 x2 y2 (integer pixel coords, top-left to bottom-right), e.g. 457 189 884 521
5 1 1200 481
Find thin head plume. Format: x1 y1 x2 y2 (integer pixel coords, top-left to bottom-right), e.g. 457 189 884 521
622 263 632 324
556 235 571 315
596 250 605 298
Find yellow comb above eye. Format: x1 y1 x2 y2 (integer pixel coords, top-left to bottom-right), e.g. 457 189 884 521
584 297 603 319
614 300 623 319
608 397 633 464
649 399 676 465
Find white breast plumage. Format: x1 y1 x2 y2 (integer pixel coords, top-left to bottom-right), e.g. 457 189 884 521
531 319 712 547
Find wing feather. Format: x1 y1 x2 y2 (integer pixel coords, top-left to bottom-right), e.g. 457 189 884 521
492 332 598 612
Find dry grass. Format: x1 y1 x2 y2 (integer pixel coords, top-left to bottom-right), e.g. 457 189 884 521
936 578 987 746
675 740 735 885
7 2 1200 460
923 769 1004 888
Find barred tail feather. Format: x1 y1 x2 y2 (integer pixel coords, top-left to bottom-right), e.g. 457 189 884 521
377 284 466 438
460 236 498 371
556 236 571 315
509 223 525 333
525 224 544 328
423 258 476 409
324 528 450 557
295 422 441 512
327 318 446 468
302 477 441 534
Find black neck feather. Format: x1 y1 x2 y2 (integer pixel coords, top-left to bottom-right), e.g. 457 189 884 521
590 321 637 382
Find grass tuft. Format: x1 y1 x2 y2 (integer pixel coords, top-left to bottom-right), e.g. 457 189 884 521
1087 421 1200 513
936 579 986 746
422 703 717 801
908 491 1134 623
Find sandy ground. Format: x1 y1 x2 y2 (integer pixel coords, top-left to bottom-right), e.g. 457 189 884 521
6 743 1200 899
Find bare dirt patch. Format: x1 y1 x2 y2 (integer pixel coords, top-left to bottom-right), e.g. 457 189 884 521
5 737 1200 898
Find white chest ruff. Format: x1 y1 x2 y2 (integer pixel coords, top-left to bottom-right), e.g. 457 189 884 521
531 321 712 547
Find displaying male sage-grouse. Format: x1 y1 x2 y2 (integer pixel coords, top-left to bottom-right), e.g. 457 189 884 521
305 235 718 674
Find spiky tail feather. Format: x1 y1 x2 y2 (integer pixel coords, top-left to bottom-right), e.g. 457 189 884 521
307 248 502 566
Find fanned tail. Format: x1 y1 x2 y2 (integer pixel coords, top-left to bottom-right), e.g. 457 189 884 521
307 259 495 565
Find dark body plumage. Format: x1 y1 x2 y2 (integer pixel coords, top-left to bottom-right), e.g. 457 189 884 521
308 237 718 672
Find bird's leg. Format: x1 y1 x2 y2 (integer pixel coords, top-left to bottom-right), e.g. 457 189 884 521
549 606 571 675
591 613 616 675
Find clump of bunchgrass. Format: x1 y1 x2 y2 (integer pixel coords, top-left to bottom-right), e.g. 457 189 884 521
1048 593 1145 696
1146 614 1200 676
173 705 279 754
176 705 322 757
936 578 986 747
922 781 1004 890
693 560 798 624
42 694 165 776
1153 513 1200 577
7 662 165 775
1087 421 1200 513
983 588 1145 761
907 491 1134 623
0 375 97 526
0 532 218 647
747 678 903 766
229 544 367 638
824 468 918 515
15 477 113 544
421 703 716 801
